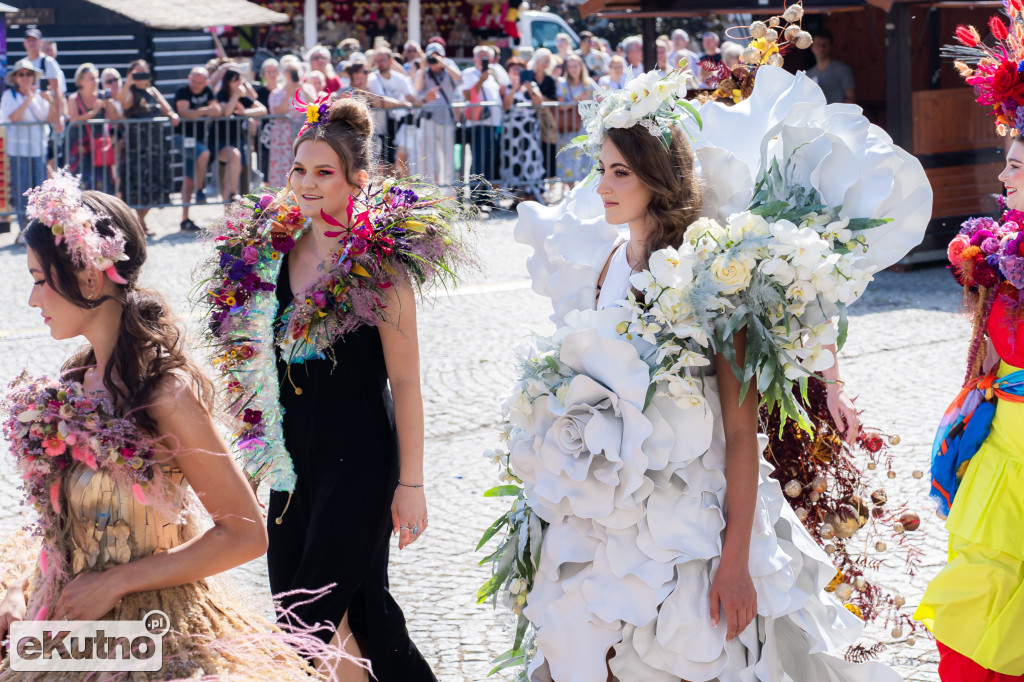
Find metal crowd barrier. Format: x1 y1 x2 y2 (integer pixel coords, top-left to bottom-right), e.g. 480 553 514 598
0 100 593 228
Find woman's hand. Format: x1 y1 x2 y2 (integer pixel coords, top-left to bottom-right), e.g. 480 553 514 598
54 570 125 621
0 587 27 656
391 485 428 550
825 381 860 445
709 560 756 640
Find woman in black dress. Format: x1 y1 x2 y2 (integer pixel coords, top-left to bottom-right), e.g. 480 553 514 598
266 97 435 681
118 59 177 235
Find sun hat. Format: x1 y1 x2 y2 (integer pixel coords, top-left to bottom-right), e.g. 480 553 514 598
6 58 44 87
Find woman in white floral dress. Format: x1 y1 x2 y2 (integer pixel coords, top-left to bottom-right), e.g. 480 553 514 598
506 65 932 682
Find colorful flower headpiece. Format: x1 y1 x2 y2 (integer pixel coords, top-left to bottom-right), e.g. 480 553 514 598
24 169 128 284
705 2 813 104
572 68 702 159
947 2 1024 136
294 91 332 138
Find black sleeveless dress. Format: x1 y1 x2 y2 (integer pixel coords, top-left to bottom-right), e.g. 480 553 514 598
266 256 436 681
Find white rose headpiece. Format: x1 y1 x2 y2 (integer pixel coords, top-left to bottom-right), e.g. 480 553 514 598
571 68 702 160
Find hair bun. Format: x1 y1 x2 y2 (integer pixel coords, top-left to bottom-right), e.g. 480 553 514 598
328 97 373 139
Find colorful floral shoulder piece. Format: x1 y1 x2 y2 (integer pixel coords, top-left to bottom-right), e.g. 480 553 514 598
201 181 472 492
1 372 166 618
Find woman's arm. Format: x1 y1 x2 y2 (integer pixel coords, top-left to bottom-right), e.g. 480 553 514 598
242 99 268 117
3 91 35 123
0 568 32 654
151 88 178 123
709 330 759 641
118 85 134 111
52 377 267 621
820 342 860 444
271 88 292 115
378 284 427 551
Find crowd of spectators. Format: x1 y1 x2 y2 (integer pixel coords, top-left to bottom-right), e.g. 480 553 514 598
0 25 854 234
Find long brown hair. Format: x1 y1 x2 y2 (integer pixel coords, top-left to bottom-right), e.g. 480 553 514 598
605 124 703 269
23 191 213 433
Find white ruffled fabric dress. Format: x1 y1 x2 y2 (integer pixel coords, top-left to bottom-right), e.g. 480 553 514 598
508 67 931 682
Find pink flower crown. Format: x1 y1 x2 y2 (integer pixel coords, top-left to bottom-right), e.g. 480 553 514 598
24 169 129 284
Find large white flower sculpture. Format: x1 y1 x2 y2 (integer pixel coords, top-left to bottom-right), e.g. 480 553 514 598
692 66 932 272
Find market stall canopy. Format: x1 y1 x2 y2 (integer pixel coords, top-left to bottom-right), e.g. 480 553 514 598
82 0 289 29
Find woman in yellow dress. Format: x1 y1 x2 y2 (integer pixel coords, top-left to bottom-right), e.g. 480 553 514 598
915 11 1024 679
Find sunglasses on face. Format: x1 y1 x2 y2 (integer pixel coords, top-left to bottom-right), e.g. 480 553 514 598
15 72 34 77
103 78 118 84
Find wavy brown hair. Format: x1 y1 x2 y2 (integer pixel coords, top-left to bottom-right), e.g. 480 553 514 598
23 191 213 433
605 124 702 269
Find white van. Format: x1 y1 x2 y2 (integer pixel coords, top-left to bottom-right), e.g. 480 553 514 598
516 10 580 54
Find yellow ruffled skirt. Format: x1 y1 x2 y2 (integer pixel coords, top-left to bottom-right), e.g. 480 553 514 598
916 361 1024 675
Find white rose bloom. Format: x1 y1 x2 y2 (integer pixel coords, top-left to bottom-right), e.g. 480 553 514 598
509 374 654 525
683 217 725 245
726 211 771 242
710 254 753 295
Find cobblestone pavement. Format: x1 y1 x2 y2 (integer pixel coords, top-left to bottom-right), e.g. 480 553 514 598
0 206 968 681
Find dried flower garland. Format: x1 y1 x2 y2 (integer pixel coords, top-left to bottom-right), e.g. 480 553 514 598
201 182 471 493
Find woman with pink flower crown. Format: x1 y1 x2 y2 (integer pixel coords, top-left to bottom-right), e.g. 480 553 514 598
477 5 934 681
915 11 1024 681
0 172 351 680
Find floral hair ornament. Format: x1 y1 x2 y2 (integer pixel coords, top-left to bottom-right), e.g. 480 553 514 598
705 2 813 104
24 168 129 285
293 91 332 138
571 67 703 160
945 1 1024 136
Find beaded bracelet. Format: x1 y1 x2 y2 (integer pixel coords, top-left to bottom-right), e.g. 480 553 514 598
398 480 424 488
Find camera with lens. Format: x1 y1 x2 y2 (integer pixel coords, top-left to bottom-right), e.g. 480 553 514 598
427 55 440 65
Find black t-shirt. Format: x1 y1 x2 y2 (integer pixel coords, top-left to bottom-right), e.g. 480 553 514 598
174 85 215 141
524 72 557 100
213 89 255 149
254 83 271 109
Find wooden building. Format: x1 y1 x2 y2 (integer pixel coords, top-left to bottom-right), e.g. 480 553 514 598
582 0 1005 263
